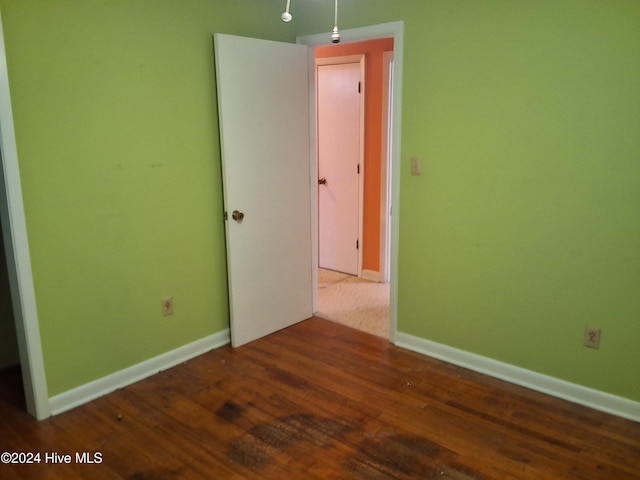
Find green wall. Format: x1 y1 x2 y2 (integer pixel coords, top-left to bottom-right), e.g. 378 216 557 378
1 0 639 404
0 0 294 396
297 0 640 402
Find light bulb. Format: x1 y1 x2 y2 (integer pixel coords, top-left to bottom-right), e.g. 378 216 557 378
281 0 292 22
331 26 340 44
331 0 340 43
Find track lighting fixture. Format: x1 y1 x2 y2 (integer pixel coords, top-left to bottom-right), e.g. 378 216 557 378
280 0 341 44
281 0 292 22
331 0 340 43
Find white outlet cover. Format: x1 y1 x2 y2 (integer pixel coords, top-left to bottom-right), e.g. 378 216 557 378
410 156 422 176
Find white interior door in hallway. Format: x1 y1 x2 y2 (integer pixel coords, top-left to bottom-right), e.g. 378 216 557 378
215 34 313 347
317 58 364 276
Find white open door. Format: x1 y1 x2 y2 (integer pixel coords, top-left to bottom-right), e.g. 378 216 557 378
214 34 313 347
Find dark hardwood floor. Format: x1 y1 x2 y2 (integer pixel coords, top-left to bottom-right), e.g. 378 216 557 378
1 317 639 479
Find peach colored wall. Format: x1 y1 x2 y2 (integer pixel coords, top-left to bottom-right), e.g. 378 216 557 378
315 38 394 274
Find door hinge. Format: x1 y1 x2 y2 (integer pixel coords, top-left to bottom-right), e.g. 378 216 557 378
356 239 359 250
357 164 360 174
358 81 362 93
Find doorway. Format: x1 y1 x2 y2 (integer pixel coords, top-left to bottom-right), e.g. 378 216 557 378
0 9 50 419
311 36 396 340
0 140 45 418
216 22 403 348
0 228 23 408
0 226 19 369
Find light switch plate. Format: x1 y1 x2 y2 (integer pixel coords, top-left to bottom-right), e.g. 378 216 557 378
162 296 174 316
584 327 601 349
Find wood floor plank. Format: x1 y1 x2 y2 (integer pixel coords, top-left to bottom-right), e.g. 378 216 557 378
1 318 639 479
105 376 260 479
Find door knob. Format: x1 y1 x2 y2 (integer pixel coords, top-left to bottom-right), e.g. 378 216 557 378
232 210 245 222
318 177 327 185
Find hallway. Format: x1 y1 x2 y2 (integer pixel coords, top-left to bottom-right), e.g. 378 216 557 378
317 268 390 338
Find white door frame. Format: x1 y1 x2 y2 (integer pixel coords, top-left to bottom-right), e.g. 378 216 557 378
316 55 365 277
380 50 394 284
0 9 50 419
298 21 404 342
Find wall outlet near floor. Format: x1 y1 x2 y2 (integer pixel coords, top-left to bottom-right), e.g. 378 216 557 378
410 156 422 176
584 327 601 349
162 296 174 316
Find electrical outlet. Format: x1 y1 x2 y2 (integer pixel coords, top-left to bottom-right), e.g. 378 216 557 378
410 156 422 176
162 296 174 316
584 327 601 349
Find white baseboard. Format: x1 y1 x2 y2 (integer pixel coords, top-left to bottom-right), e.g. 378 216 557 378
395 332 640 423
361 269 382 282
48 329 230 416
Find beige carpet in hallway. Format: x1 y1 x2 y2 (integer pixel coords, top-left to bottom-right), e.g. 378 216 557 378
317 268 390 338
